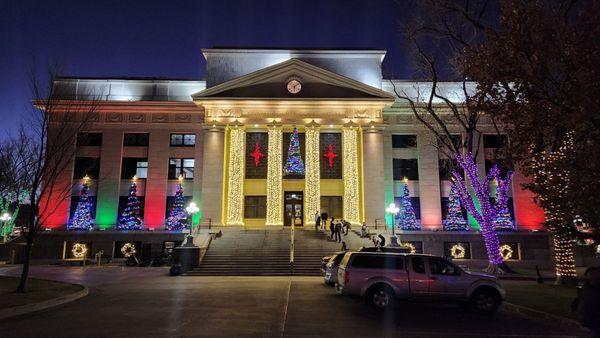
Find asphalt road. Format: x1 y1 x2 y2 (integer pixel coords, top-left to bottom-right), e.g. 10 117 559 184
0 266 590 338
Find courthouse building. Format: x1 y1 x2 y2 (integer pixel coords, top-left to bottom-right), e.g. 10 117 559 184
36 48 553 264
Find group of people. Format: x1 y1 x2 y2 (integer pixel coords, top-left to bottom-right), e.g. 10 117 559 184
314 211 351 243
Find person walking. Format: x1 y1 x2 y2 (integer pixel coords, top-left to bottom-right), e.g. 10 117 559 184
329 219 335 240
343 220 351 235
575 267 600 337
314 211 320 231
335 221 342 243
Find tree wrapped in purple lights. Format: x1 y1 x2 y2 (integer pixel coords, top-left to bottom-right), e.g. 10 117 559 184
283 128 305 175
397 183 421 230
443 184 468 231
165 180 187 231
450 153 514 272
117 177 143 230
69 177 94 230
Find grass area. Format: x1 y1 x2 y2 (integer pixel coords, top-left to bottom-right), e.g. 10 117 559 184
0 276 83 309
502 280 578 319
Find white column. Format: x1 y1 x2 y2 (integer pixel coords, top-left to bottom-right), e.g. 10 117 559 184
342 125 361 225
417 130 442 229
304 124 321 225
362 128 386 224
224 126 245 225
266 126 283 226
200 126 225 226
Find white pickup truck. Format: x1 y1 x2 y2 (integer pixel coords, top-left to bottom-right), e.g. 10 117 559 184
336 252 506 313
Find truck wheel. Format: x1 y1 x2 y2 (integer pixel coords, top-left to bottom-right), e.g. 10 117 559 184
470 288 501 314
366 285 395 310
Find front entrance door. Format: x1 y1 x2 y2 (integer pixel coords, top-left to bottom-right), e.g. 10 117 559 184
284 192 303 226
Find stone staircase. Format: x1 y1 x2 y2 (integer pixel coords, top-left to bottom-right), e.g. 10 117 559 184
186 228 345 276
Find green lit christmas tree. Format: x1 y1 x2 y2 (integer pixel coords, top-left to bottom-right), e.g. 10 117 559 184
283 128 305 176
69 176 94 230
117 176 143 230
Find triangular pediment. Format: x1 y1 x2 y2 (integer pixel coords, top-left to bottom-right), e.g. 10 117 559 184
192 59 395 101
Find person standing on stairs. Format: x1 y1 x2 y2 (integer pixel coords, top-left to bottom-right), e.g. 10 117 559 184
321 212 328 230
335 221 342 243
330 218 335 239
315 211 320 231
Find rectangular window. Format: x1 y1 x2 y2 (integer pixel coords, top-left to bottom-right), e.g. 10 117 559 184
439 134 462 150
244 196 267 218
123 133 149 146
170 133 196 147
394 196 421 220
245 132 268 179
121 158 148 179
320 196 343 219
76 132 102 147
351 255 404 269
392 135 417 148
73 157 100 179
483 134 507 149
393 159 419 180
168 158 195 179
438 158 463 181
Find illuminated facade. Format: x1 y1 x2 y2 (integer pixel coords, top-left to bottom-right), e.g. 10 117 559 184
44 48 545 231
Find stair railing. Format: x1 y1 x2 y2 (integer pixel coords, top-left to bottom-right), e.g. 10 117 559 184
290 223 295 274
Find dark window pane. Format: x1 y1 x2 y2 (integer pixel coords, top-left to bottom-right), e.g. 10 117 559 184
245 133 268 179
320 133 342 179
170 134 183 146
244 196 266 218
412 257 425 273
76 133 102 147
183 134 196 146
429 257 459 275
393 159 419 180
121 158 147 179
169 158 194 179
483 135 507 149
73 157 100 179
351 255 404 269
439 158 463 181
392 135 417 148
124 133 149 146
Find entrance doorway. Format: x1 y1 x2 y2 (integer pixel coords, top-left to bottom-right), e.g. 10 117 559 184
284 192 303 226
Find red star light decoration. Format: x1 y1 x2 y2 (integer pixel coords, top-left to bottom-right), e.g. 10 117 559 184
323 144 338 168
251 143 265 167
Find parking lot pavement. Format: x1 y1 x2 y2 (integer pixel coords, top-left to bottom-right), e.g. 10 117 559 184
0 266 590 338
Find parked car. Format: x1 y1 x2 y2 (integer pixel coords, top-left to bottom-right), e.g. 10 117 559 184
322 251 347 286
336 252 505 313
358 246 412 253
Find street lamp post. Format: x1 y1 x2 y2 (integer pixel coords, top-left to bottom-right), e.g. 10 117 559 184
184 202 199 247
385 203 400 246
0 212 12 243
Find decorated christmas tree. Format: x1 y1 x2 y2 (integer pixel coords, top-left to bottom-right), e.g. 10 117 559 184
166 177 187 231
117 176 143 230
69 176 94 230
443 185 468 231
283 128 305 175
397 181 421 230
493 198 515 230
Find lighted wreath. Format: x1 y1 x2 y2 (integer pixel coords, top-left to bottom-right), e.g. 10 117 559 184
450 244 466 259
500 244 514 261
71 243 88 259
121 243 136 257
402 242 417 254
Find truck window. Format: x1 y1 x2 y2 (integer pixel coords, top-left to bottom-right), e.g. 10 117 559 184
411 257 425 273
351 255 404 270
429 257 459 276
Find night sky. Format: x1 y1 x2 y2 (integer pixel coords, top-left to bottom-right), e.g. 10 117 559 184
0 0 416 130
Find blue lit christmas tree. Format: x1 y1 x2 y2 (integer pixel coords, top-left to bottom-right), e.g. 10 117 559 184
397 181 421 230
117 176 143 230
166 177 187 231
283 128 305 175
493 198 515 230
443 184 468 231
69 176 94 230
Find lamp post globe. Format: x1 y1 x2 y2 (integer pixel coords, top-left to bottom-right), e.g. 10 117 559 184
385 203 400 246
0 212 11 243
184 202 199 247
